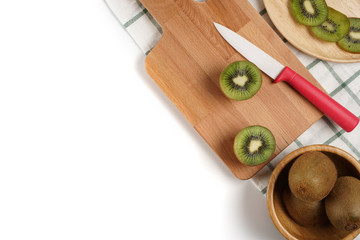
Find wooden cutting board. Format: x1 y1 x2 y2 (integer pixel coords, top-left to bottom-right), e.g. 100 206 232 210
264 0 360 63
140 0 323 179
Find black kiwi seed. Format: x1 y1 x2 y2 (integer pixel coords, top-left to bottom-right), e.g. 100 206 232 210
338 18 360 53
233 125 276 166
290 0 328 26
311 7 350 42
219 61 262 101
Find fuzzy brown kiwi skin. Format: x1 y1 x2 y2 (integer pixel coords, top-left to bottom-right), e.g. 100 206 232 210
288 151 337 202
325 176 360 232
282 188 328 227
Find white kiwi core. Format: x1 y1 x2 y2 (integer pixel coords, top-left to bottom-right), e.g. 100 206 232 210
349 31 360 40
321 21 335 32
233 75 248 87
303 0 315 15
248 139 263 153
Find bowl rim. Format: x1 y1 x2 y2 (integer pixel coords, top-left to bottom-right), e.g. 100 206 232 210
266 144 360 240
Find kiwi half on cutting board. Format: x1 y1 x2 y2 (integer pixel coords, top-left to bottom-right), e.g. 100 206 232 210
233 125 276 166
338 18 360 53
219 61 262 101
311 7 350 42
290 0 328 26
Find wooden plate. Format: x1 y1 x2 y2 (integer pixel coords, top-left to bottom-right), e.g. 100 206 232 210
264 0 360 63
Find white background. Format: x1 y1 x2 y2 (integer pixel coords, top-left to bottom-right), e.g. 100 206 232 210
0 1 285 239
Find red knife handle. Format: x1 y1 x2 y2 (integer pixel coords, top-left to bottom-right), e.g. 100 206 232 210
274 67 359 132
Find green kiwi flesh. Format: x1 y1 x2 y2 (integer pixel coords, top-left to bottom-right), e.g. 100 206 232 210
282 188 328 227
219 61 262 101
290 0 328 26
338 18 360 53
288 151 337 202
311 8 350 42
325 176 360 232
233 125 275 166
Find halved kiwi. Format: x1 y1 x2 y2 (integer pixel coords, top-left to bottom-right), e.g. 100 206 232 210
311 7 350 42
290 0 328 26
233 125 276 166
338 18 360 53
219 61 262 101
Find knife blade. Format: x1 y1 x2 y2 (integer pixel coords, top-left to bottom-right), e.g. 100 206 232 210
213 22 359 132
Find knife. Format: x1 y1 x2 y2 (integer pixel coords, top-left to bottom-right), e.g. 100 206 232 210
213 22 359 132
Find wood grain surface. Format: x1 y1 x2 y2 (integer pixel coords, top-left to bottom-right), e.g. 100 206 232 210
264 0 360 63
140 0 323 179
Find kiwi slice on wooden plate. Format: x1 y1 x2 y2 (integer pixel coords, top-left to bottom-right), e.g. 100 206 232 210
233 125 276 166
219 61 262 101
338 18 360 53
290 0 328 26
311 7 350 42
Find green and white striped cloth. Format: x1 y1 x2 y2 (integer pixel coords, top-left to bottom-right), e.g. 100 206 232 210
105 0 360 194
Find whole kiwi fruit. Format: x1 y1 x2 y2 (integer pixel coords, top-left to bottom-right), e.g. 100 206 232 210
311 7 350 42
282 188 328 227
219 61 262 101
290 0 328 26
288 151 337 202
233 125 275 165
338 18 360 53
325 176 360 232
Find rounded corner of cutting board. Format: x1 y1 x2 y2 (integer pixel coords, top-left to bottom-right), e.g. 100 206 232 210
144 53 153 73
143 45 159 75
230 160 272 180
231 170 251 180
143 35 166 72
234 173 253 181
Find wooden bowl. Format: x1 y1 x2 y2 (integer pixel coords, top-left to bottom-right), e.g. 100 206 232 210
267 145 360 240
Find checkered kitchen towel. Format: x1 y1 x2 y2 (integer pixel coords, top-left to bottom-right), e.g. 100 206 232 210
105 0 360 194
